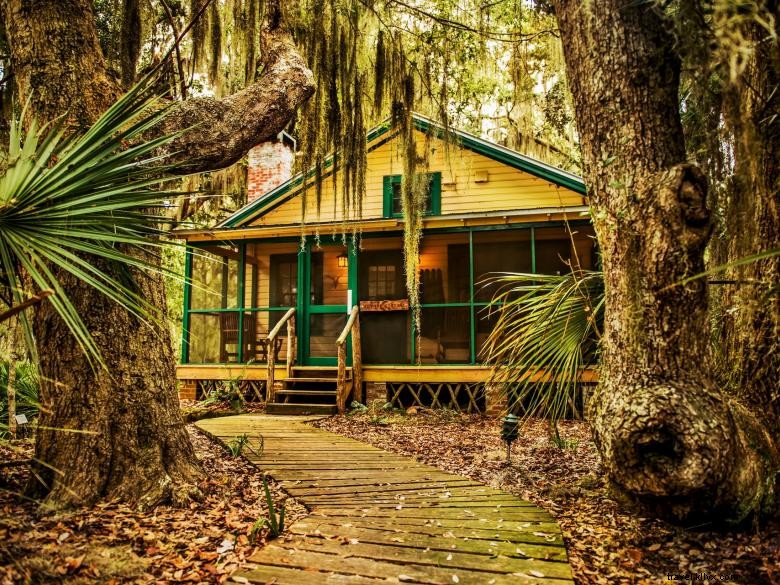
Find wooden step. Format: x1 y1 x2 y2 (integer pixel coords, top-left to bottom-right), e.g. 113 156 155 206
285 377 345 384
266 403 338 416
291 367 349 379
276 389 337 396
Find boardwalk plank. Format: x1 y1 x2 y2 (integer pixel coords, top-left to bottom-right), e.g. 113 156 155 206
272 539 574 580
197 414 573 585
293 517 564 545
286 522 568 561
249 545 571 584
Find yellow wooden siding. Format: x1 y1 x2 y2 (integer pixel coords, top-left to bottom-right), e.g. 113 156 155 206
250 131 584 227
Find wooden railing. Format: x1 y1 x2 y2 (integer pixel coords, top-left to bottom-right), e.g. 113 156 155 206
336 305 361 413
266 307 296 403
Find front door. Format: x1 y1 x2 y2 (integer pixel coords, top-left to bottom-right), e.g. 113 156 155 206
359 249 408 363
301 241 354 365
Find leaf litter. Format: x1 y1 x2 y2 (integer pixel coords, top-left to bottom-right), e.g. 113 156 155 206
315 410 780 585
0 427 306 584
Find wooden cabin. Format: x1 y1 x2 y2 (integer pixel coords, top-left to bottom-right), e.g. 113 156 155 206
176 114 595 415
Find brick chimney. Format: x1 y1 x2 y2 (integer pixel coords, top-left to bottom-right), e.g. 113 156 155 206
246 132 296 203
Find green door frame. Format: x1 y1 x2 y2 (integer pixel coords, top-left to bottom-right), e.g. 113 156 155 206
300 237 358 366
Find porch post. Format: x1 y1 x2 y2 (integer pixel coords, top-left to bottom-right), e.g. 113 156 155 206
237 244 246 363
180 245 193 364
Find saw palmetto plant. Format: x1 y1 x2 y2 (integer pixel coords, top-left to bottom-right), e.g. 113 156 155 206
482 269 605 432
0 80 185 366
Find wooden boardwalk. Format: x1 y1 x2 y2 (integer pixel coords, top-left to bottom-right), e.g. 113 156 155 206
197 414 574 584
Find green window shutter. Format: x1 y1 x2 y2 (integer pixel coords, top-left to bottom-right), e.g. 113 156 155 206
384 172 440 218
429 172 442 216
382 175 394 218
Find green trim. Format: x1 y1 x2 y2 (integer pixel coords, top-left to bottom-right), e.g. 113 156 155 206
188 308 291 314
180 246 193 364
347 238 359 367
237 244 246 363
410 315 416 364
469 230 476 364
299 238 355 366
382 172 442 219
410 115 586 195
309 304 348 313
220 257 229 307
221 113 585 228
296 246 306 364
530 226 536 273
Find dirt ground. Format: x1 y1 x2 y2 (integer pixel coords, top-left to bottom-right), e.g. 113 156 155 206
315 408 780 585
0 426 305 584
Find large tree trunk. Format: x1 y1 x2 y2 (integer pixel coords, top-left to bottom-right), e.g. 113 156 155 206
551 0 779 523
715 2 780 432
1 0 201 509
1 0 313 509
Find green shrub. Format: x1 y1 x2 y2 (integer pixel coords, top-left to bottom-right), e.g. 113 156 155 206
0 361 40 438
249 475 285 540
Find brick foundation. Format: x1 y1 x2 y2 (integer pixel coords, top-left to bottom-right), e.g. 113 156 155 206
179 380 197 401
484 383 506 418
365 382 388 407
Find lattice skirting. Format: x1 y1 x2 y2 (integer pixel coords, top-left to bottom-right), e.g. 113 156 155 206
195 379 266 402
388 382 486 413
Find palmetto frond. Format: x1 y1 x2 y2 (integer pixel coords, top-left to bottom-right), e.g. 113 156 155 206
0 80 187 366
481 270 604 424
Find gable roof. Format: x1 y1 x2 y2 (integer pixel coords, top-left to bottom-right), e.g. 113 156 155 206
220 113 586 228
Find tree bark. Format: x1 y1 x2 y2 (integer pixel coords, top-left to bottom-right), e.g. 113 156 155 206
716 2 780 431
1 0 313 509
552 0 779 523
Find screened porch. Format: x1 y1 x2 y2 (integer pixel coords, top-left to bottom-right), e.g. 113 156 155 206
180 222 597 368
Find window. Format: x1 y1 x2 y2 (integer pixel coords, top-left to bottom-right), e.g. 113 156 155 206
368 265 397 298
383 172 442 218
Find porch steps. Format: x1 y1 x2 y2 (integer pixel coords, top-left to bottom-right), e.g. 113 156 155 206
266 366 350 416
265 403 338 415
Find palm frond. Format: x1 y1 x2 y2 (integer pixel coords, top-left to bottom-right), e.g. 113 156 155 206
481 270 604 424
0 78 192 367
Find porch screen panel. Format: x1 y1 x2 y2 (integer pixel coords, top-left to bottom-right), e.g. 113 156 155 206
237 242 300 363
358 238 410 364
473 230 532 302
416 233 472 364
534 225 597 273
188 313 225 363
185 245 241 364
190 246 239 309
534 226 572 274
308 313 347 358
417 307 471 364
243 242 300 309
475 305 500 361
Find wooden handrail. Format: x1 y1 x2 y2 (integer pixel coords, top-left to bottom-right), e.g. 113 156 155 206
336 306 361 413
267 307 296 403
336 305 359 345
268 307 296 341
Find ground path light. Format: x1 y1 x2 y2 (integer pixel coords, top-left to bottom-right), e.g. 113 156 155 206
501 413 519 463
